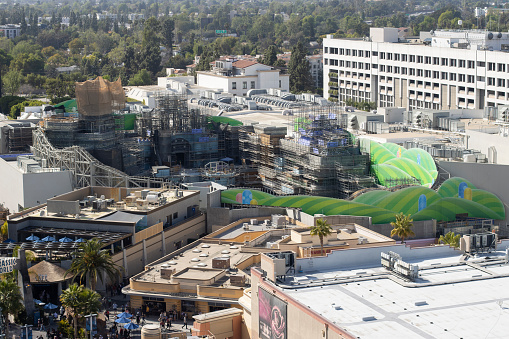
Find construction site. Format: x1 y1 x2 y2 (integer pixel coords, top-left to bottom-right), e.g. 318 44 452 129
239 105 376 198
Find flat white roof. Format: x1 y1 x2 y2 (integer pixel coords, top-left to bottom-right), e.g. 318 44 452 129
284 251 509 339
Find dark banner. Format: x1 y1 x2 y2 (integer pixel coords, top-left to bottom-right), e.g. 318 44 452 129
259 287 287 339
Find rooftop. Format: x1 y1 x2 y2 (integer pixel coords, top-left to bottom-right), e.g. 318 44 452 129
282 248 509 338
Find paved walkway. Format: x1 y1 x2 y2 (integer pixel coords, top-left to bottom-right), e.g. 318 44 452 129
11 295 194 339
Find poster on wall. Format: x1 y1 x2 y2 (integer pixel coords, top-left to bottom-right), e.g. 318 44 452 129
259 287 287 339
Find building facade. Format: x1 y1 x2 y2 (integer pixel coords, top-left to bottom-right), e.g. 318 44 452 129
324 27 509 110
197 59 289 96
0 24 21 39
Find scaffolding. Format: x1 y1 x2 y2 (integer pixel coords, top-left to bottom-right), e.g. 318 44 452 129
31 128 166 188
5 123 36 153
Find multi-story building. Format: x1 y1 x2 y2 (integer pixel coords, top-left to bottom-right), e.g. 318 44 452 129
0 24 21 39
197 58 290 96
323 27 509 110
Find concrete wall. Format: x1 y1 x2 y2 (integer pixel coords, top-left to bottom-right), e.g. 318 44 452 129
143 191 200 227
296 242 461 273
0 159 73 213
438 161 509 225
466 129 509 165
206 207 287 233
111 213 206 279
369 219 436 239
300 212 372 228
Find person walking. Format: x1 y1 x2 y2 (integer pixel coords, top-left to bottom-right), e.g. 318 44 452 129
182 314 187 329
105 310 110 321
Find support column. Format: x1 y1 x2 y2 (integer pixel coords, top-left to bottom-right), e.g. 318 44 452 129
161 231 166 256
123 248 128 277
142 239 147 268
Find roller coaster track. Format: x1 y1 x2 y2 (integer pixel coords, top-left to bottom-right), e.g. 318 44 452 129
31 128 167 189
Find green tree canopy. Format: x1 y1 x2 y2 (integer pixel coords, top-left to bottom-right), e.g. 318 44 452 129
439 231 460 248
60 284 101 339
288 41 313 93
0 278 24 338
128 69 153 86
65 238 122 290
3 70 22 96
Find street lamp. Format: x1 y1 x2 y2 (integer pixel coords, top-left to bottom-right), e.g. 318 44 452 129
84 314 97 339
21 325 32 339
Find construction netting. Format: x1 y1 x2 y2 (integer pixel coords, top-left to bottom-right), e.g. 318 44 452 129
75 77 125 116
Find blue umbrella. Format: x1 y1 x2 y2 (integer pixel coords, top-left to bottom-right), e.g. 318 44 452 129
41 236 56 242
33 239 43 243
59 237 73 243
75 238 86 243
44 303 58 310
34 299 42 304
124 322 139 330
3 239 15 243
26 235 39 241
115 316 131 324
117 312 132 318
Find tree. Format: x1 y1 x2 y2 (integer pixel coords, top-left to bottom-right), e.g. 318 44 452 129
390 213 415 244
60 284 101 339
128 69 153 85
310 218 332 256
262 45 278 66
69 38 84 55
0 221 7 241
65 238 121 290
3 70 22 96
161 17 175 54
288 42 313 93
439 231 460 248
0 278 24 338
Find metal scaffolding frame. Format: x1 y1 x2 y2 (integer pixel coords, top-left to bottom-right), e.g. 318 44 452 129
31 128 166 189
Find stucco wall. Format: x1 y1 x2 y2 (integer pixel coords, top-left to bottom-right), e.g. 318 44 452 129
466 129 509 165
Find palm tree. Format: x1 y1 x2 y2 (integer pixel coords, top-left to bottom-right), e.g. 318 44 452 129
390 213 415 244
0 278 24 338
310 218 332 256
439 231 461 248
0 221 7 242
13 246 37 262
65 238 122 290
60 284 101 339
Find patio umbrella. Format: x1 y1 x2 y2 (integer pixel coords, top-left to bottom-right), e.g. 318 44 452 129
117 312 132 318
59 237 73 243
26 235 39 241
44 303 58 310
33 239 44 243
3 239 15 243
41 236 56 242
75 238 86 243
123 322 139 330
115 316 131 324
33 299 42 304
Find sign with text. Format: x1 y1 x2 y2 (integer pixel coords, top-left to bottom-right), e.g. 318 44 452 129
0 257 19 273
215 30 227 34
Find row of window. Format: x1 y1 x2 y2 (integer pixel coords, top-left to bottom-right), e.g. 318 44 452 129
325 49 509 71
232 81 256 90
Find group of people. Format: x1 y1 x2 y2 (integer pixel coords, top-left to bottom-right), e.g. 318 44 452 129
157 310 188 330
107 323 131 339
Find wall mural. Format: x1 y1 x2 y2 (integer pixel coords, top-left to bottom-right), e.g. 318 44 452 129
259 287 287 339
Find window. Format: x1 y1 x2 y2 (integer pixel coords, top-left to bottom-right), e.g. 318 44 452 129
450 73 457 81
402 54 408 62
359 50 364 57
173 212 178 219
425 56 431 64
372 51 378 56
442 58 448 66
477 61 485 67
459 60 466 68
251 81 255 89
433 71 439 79
410 55 416 62
324 47 328 53
433 57 439 65
232 82 236 90
441 72 448 80
498 78 505 87
352 50 357 56
243 81 247 89
387 53 392 60
467 61 475 69
410 68 416 76
324 58 328 65
450 58 457 67
488 62 495 71
498 63 506 72
366 51 370 58
459 74 466 82
380 52 385 59
279 80 281 88
395 53 400 61
417 56 423 63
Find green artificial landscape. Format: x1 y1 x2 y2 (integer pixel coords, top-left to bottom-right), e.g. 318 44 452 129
221 177 505 224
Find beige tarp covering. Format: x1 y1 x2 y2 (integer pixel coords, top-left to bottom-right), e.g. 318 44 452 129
28 260 71 283
75 76 125 116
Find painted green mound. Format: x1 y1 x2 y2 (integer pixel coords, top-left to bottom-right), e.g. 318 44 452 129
207 116 243 126
383 142 406 156
438 177 476 197
221 189 273 204
352 190 391 205
412 197 503 222
385 158 434 186
471 189 505 219
372 186 442 215
402 148 437 173
371 164 413 187
257 195 397 224
370 141 395 164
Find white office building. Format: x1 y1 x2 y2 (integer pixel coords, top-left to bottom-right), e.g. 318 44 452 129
323 27 509 110
0 24 21 39
197 59 289 96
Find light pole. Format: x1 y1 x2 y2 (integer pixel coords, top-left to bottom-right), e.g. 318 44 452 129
21 325 32 339
84 314 97 339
